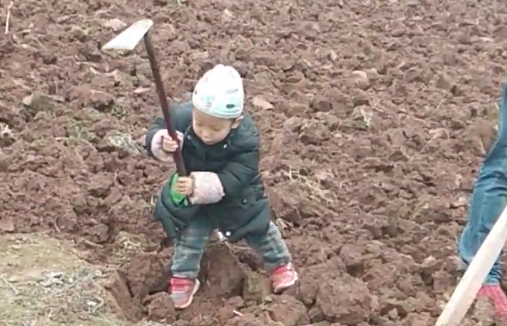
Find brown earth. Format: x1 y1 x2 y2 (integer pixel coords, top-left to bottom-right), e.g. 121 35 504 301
1 0 507 325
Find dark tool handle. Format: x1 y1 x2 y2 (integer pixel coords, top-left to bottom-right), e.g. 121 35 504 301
143 32 187 176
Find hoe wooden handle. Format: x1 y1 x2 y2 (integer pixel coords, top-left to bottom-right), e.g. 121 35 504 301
435 205 507 326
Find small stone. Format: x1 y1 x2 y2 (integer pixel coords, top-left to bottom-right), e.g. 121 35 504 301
351 70 371 90
227 296 245 309
161 23 178 41
189 51 209 61
70 26 89 42
103 18 127 32
20 92 54 120
22 92 53 110
283 116 303 132
252 96 274 110
87 172 114 198
327 50 338 61
71 86 115 112
222 9 234 22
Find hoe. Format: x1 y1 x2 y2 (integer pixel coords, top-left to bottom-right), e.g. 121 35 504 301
102 19 226 242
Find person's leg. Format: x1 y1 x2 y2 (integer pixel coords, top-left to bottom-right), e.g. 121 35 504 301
245 221 298 293
170 216 214 309
458 80 507 317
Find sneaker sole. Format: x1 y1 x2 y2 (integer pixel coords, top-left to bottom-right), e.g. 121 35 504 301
274 272 299 294
174 279 201 310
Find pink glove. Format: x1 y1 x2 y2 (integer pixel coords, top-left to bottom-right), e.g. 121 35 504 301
188 172 225 204
150 130 184 162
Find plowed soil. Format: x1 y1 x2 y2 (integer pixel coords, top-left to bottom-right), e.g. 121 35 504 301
1 0 507 325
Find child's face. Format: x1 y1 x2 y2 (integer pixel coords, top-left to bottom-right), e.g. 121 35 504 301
192 108 241 145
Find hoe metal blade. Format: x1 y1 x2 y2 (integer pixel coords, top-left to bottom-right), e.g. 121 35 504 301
101 19 154 51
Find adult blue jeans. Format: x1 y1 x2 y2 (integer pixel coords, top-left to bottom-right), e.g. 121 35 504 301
459 82 507 284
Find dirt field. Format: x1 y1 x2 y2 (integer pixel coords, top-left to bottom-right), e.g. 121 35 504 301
1 0 507 325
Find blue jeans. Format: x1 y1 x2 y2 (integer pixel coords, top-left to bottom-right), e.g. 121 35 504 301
458 82 507 284
171 216 291 279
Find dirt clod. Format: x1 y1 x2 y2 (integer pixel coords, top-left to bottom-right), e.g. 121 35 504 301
315 274 376 324
200 242 246 298
242 271 271 304
144 292 177 323
267 294 310 326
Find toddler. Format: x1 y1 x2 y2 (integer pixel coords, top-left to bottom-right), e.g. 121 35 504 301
144 64 298 309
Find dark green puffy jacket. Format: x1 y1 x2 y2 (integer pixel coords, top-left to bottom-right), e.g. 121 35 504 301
144 102 270 243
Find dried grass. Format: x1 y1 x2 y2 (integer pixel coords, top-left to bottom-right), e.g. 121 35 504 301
280 167 337 206
0 233 162 326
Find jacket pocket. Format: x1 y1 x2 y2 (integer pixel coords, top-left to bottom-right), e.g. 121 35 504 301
216 188 260 232
154 184 201 239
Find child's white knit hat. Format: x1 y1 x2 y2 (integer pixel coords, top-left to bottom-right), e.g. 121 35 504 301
192 64 244 119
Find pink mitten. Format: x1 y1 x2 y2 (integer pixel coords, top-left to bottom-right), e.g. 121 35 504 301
189 172 225 204
150 130 183 162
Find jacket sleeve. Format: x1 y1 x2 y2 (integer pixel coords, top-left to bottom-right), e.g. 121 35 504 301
144 117 166 158
144 101 192 158
216 142 260 199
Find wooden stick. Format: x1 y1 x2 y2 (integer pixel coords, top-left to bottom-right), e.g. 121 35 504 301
435 205 507 326
4 0 14 34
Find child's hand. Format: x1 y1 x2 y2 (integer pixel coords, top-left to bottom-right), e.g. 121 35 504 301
175 176 194 196
160 131 183 153
150 130 184 162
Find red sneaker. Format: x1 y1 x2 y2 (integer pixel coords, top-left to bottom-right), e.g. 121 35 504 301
169 277 200 309
271 263 298 293
478 284 507 318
